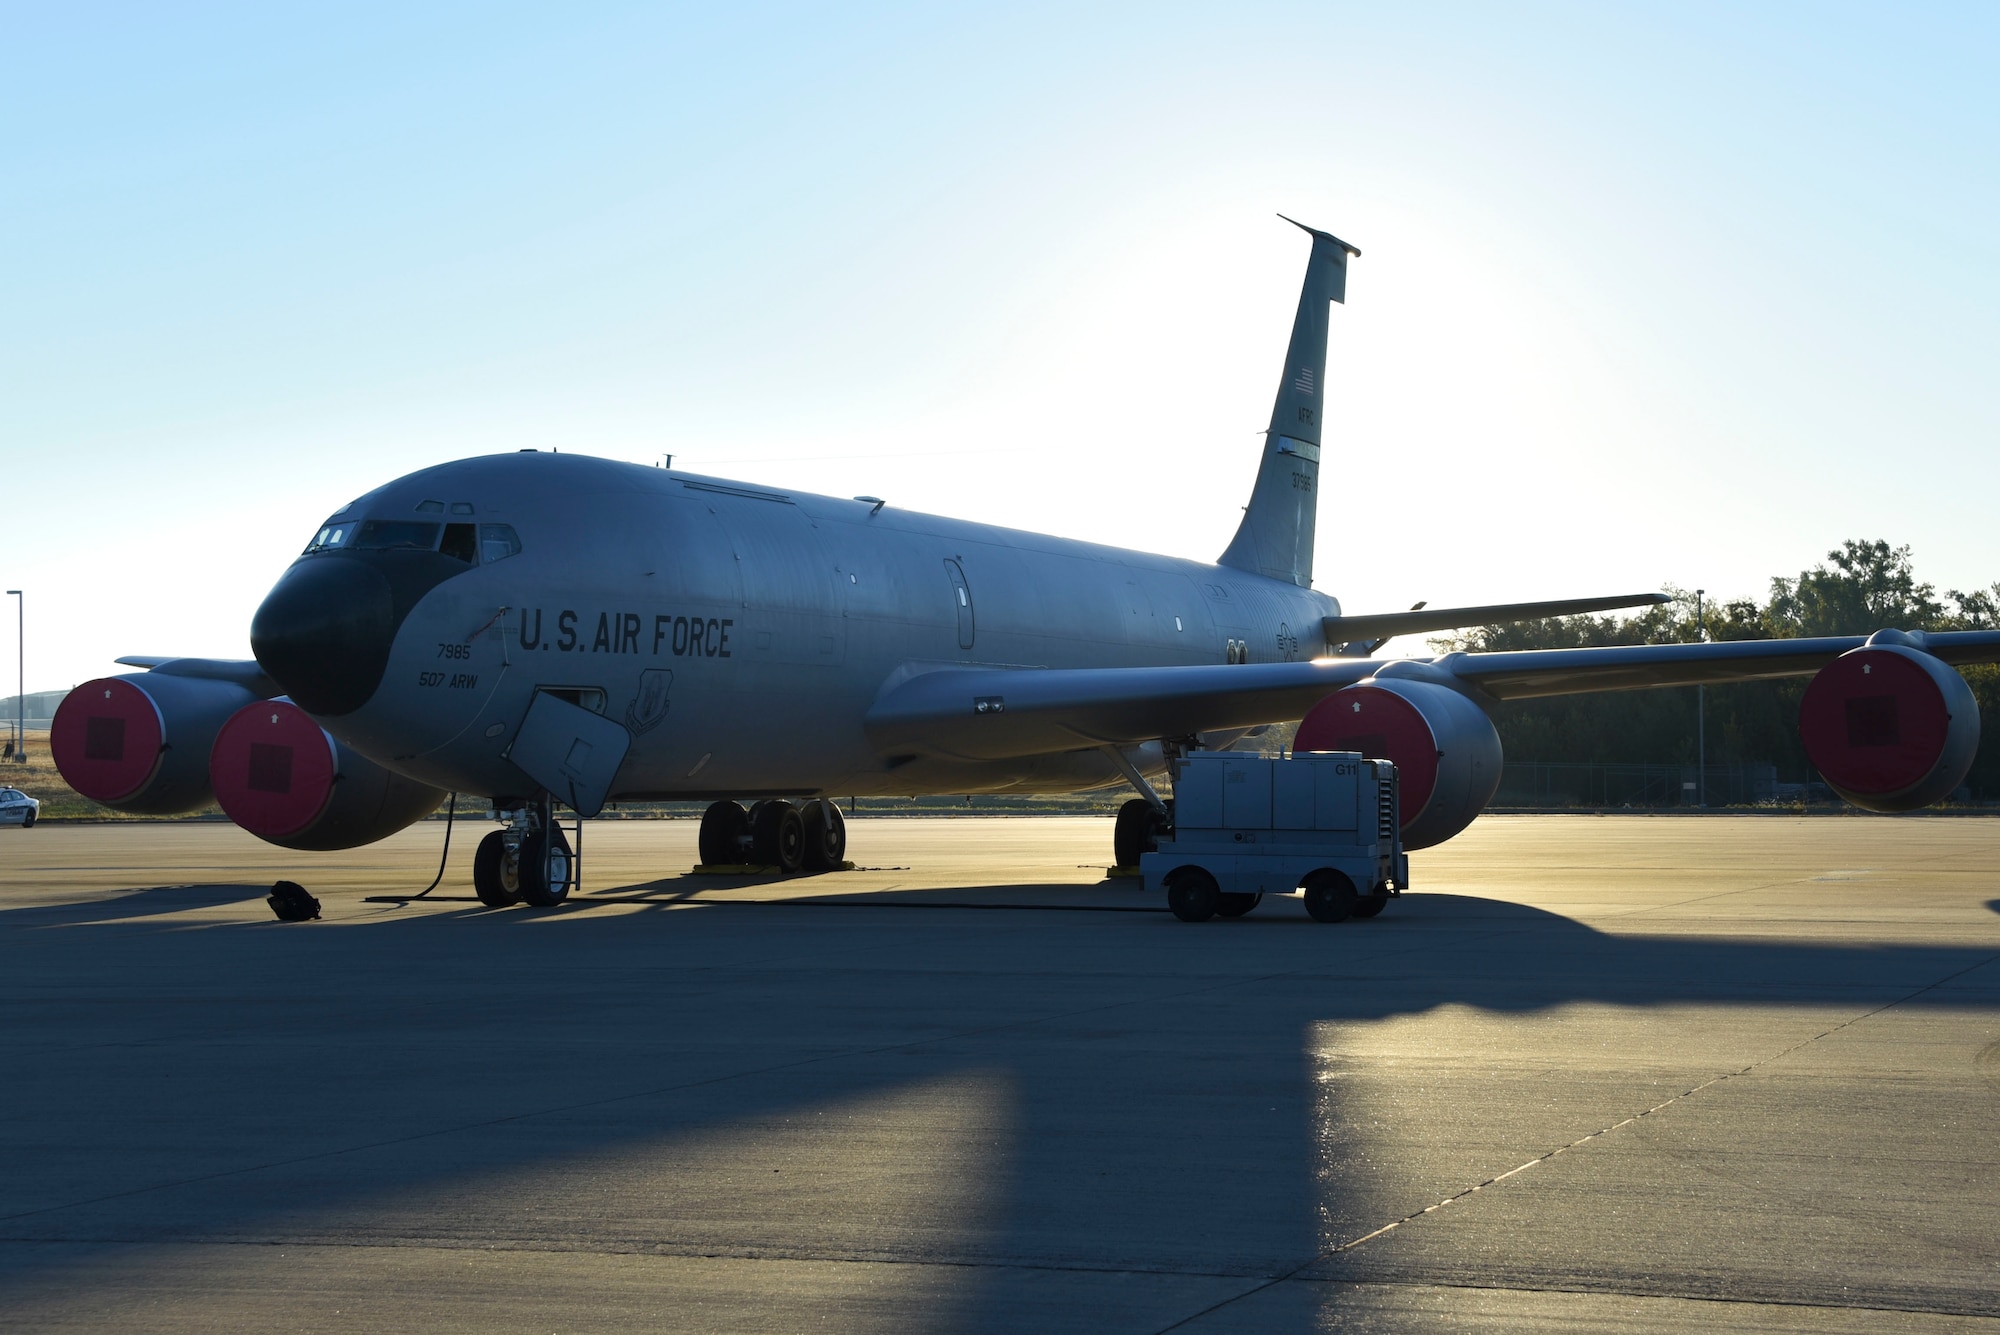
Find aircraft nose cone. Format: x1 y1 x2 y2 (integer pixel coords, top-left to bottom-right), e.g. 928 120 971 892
251 557 397 716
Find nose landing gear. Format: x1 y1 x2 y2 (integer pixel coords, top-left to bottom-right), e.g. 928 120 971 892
473 798 576 907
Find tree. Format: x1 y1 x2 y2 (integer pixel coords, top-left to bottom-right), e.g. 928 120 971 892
1766 540 1945 637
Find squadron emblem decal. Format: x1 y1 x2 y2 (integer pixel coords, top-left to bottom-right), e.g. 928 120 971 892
625 668 674 735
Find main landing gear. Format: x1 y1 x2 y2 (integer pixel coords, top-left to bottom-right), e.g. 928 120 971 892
1112 797 1172 870
473 799 575 908
699 798 846 874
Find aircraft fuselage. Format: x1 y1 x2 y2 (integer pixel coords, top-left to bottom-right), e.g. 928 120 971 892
257 451 1341 803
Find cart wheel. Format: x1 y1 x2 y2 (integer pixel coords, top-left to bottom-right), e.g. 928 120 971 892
1165 867 1220 922
1302 869 1357 923
1351 891 1390 919
1216 892 1262 918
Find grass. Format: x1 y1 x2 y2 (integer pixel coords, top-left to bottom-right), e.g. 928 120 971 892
1 730 223 821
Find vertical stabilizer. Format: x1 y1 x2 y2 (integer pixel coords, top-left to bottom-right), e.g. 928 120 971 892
1217 217 1358 588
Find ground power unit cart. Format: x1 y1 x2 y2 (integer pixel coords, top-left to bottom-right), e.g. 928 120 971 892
1142 750 1406 923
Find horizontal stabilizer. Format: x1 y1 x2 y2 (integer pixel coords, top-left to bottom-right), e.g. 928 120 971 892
113 656 278 695
1323 592 1671 648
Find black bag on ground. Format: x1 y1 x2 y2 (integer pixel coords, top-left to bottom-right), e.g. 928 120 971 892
267 880 321 922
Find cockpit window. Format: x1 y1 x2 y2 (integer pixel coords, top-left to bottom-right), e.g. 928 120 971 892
479 524 522 563
304 517 514 561
351 520 442 551
304 522 353 553
439 523 477 563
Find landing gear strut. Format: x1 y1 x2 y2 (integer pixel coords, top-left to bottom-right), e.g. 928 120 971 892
1106 743 1180 871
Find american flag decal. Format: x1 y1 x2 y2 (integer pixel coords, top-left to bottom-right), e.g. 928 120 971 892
1292 366 1316 395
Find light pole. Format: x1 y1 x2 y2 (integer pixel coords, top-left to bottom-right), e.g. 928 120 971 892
1695 588 1705 808
5 591 19 764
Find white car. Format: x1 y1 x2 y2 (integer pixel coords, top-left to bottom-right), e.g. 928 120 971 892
0 788 39 828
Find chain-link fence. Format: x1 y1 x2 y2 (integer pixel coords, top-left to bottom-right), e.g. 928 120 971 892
1493 761 1782 808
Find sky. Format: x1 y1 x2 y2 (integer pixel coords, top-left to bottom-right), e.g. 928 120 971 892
3 2 1997 693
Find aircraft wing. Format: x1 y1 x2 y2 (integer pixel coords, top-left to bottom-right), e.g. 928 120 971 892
1454 630 2000 699
864 630 2000 761
866 660 1385 760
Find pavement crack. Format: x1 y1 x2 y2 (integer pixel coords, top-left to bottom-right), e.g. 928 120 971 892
1153 946 2000 1335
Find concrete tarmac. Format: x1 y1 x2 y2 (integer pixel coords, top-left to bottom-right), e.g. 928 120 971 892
1 814 1998 1332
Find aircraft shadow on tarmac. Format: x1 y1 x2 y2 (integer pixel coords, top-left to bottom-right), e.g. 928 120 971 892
2 885 1997 1327
9 882 277 925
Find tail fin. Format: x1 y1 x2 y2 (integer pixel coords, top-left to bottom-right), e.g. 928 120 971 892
1217 216 1358 588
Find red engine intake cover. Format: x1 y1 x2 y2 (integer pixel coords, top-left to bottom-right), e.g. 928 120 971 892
210 700 339 839
1798 644 1976 811
1294 685 1440 819
50 678 164 803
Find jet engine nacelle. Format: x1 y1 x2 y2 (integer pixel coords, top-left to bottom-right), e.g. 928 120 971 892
51 674 259 814
1799 635 1979 813
1294 666 1503 849
210 699 446 850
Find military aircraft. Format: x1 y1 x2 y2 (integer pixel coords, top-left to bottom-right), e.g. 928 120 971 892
50 219 2000 907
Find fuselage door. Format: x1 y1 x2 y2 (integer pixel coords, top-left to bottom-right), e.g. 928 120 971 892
506 689 632 818
944 559 974 650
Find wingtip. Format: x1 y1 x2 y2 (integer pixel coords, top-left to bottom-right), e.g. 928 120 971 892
1276 213 1360 258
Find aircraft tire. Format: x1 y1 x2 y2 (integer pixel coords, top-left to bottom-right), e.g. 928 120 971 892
752 800 805 873
1113 798 1153 868
472 831 521 907
699 801 750 866
1216 892 1262 918
1302 869 1358 923
1165 867 1220 922
517 827 575 907
799 799 846 872
1351 891 1390 919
